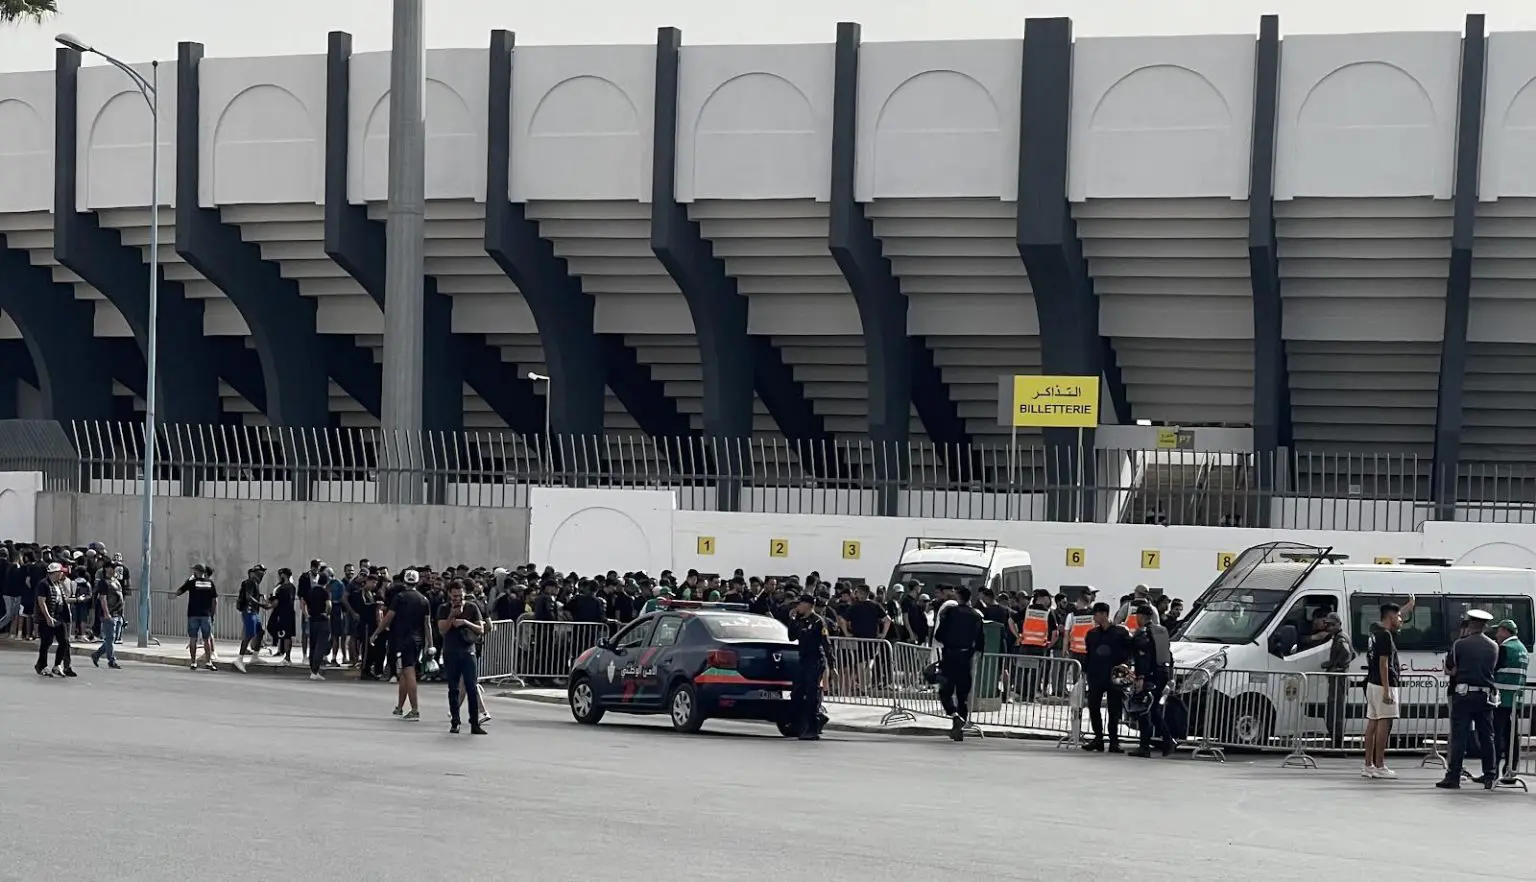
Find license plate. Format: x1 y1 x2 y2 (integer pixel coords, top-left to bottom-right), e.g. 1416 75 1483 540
747 689 783 700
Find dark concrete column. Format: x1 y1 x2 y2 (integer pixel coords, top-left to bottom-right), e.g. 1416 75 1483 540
1248 15 1285 529
650 28 832 457
483 29 687 440
828 22 972 512
0 242 112 420
322 31 465 441
173 42 337 428
1017 18 1126 521
52 46 218 425
1432 14 1487 520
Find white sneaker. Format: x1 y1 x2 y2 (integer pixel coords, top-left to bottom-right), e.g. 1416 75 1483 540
1376 766 1398 779
309 672 324 681
1362 766 1379 778
234 657 247 673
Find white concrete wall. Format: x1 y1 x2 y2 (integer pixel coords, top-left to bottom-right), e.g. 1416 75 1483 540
35 492 530 594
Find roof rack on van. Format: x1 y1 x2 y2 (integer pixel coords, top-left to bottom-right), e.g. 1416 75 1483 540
1278 551 1349 564
904 537 998 554
1396 557 1454 567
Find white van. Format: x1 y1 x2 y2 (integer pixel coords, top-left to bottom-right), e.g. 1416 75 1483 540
887 537 1033 598
1172 541 1536 745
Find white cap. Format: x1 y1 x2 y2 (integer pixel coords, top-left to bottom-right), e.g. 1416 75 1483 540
1464 609 1494 622
46 561 64 573
403 569 420 585
493 567 509 577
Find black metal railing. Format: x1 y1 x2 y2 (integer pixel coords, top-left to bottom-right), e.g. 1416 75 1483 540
0 420 1533 530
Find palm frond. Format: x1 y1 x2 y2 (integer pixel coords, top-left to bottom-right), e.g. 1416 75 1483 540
0 0 59 24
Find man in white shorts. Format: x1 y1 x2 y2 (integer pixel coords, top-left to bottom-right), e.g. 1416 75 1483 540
1363 598 1413 778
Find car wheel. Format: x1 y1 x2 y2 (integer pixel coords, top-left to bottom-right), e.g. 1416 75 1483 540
568 676 604 725
776 718 802 738
668 682 705 733
1231 694 1275 747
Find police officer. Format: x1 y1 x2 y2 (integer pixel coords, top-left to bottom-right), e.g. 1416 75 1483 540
1127 601 1175 757
788 594 829 741
934 585 986 741
1438 609 1499 790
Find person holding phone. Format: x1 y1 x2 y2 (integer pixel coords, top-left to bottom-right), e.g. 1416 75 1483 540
437 580 487 735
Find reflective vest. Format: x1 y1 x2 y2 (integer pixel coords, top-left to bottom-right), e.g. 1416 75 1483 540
1496 636 1530 710
1019 607 1051 648
1068 612 1094 655
1124 613 1141 634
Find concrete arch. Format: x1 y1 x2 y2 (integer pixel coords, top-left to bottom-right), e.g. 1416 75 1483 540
0 98 46 151
1092 64 1232 129
0 245 111 421
876 69 1000 132
211 83 317 204
1298 61 1437 128
528 75 640 135
693 71 818 197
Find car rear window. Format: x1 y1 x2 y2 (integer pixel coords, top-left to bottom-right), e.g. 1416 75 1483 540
701 615 790 641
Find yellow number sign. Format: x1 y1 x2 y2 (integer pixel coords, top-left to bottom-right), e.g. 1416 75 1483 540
696 536 715 555
769 538 789 558
1065 548 1085 567
1374 556 1394 565
1216 551 1235 571
1141 550 1161 570
1011 375 1100 428
841 541 861 560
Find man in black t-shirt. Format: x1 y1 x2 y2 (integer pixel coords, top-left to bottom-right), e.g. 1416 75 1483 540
1363 598 1412 778
90 574 126 669
174 565 219 671
436 580 488 735
372 569 429 720
301 576 331 680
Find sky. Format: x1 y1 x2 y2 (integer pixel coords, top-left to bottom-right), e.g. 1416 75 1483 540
0 0 1530 73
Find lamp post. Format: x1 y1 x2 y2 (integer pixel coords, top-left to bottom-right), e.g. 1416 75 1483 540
527 372 552 475
58 33 161 649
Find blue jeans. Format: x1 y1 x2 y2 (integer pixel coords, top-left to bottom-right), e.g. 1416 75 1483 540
443 648 481 725
95 617 121 663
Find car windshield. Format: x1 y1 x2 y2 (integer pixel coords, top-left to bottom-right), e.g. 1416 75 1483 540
1177 588 1292 644
701 616 791 641
890 564 988 592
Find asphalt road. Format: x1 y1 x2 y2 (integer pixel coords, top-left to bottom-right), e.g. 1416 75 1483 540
0 651 1529 882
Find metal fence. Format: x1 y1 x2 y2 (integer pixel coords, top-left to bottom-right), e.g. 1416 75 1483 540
6 418 1536 528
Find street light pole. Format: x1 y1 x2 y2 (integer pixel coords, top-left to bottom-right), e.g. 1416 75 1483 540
528 372 552 475
57 34 160 648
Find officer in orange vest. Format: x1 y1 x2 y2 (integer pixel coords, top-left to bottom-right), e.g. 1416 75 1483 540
1061 587 1096 672
1014 588 1055 701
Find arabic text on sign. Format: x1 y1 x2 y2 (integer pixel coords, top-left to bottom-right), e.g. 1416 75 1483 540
1010 375 1100 428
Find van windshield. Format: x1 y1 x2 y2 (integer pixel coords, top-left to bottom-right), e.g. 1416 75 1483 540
889 564 988 593
1177 588 1292 644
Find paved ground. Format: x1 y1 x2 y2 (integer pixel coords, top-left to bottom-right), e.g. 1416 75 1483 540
1 651 1529 882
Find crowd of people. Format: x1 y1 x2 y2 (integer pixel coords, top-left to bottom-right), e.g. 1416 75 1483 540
2 542 1197 748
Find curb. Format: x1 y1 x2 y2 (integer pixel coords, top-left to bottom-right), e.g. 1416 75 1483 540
0 639 356 680
492 690 1063 742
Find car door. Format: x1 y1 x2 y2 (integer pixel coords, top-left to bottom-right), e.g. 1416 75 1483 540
631 614 685 709
596 618 656 709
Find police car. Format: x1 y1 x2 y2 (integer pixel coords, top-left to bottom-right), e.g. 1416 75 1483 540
566 600 809 735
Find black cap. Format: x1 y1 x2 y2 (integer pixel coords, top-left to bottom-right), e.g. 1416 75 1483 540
797 594 816 605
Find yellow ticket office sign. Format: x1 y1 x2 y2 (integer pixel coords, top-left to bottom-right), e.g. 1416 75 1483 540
1012 375 1100 428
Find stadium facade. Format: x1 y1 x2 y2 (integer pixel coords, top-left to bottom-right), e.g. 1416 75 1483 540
0 14 1530 517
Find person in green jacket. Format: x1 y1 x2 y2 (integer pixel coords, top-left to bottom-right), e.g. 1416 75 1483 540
640 587 674 615
1492 619 1529 783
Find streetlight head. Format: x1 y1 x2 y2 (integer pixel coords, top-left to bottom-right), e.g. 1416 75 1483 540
527 371 550 382
55 33 93 53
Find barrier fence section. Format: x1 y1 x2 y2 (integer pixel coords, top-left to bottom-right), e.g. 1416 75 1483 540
479 619 610 686
1502 685 1535 791
46 417 1536 529
822 640 1085 744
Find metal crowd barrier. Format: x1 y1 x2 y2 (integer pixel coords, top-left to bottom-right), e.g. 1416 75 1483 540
820 641 1085 744
1497 685 1534 791
478 619 610 687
